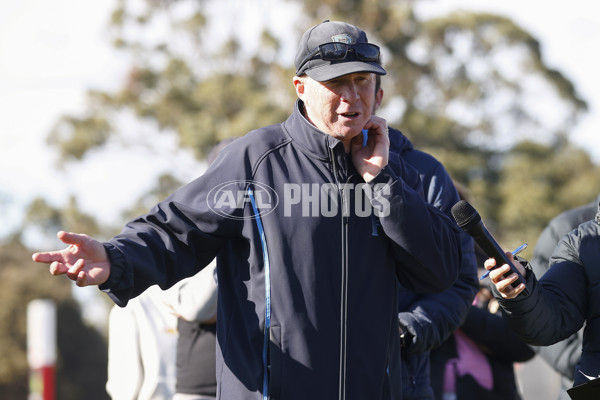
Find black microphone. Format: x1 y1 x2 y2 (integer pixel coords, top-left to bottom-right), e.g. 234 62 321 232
451 200 528 295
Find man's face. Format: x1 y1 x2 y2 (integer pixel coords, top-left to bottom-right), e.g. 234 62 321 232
295 72 378 148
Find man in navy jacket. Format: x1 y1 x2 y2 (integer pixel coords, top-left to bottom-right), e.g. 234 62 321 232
32 20 461 399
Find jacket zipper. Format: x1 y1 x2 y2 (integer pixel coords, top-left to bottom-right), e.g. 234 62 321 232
330 147 349 400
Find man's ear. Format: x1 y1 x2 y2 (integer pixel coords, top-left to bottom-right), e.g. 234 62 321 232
373 87 384 113
293 76 305 100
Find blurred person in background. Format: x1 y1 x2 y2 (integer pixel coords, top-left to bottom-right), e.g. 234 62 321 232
428 182 534 400
373 75 479 400
166 262 218 400
106 285 178 400
164 141 233 400
528 194 600 400
485 202 600 390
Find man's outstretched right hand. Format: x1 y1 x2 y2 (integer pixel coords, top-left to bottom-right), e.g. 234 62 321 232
32 231 111 287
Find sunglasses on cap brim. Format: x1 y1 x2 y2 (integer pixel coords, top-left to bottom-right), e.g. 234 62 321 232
297 42 381 74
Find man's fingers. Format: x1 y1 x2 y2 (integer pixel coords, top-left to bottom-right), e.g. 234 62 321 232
32 231 90 264
32 252 47 263
57 231 88 246
484 258 496 270
510 283 526 295
487 260 527 299
66 258 85 281
492 267 526 299
32 251 66 264
49 261 68 276
500 282 526 299
495 272 518 292
75 270 88 287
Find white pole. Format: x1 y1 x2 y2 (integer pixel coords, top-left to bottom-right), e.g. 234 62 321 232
27 299 56 400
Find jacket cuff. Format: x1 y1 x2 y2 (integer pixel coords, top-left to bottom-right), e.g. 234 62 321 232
98 242 131 307
364 165 398 216
515 259 536 299
367 164 396 186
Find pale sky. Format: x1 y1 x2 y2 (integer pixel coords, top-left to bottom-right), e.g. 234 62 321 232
1 0 599 245
420 0 600 157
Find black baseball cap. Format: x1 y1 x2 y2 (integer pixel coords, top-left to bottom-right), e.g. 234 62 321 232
294 20 386 82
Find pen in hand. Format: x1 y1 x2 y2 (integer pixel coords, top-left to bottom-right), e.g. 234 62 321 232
479 243 528 280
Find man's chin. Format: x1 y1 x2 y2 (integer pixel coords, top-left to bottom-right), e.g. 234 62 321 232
332 130 360 141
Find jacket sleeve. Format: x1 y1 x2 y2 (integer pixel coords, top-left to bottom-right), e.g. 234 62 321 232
99 144 245 306
397 163 478 353
496 236 588 346
398 271 474 354
398 232 477 353
367 162 462 293
529 212 588 380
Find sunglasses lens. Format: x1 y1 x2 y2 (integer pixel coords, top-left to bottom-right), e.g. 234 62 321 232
354 44 380 62
320 43 348 60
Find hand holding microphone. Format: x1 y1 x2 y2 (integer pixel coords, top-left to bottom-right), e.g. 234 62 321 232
483 253 528 299
479 243 527 280
451 200 529 296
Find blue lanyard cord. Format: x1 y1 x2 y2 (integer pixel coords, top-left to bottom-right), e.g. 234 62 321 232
248 186 271 400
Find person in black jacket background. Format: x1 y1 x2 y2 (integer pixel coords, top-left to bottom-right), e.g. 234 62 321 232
529 194 600 400
372 75 479 400
390 144 479 400
485 202 600 390
427 196 534 400
166 262 218 400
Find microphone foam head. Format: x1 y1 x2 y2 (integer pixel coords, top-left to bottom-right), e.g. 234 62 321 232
451 200 481 230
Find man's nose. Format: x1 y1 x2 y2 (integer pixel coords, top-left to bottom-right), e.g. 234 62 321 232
340 83 360 102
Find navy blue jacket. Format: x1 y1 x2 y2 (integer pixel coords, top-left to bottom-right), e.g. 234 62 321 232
99 101 462 400
497 205 600 387
389 129 479 399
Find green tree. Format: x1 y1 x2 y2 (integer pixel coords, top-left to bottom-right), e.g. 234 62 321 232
48 0 295 164
497 140 600 251
25 196 103 239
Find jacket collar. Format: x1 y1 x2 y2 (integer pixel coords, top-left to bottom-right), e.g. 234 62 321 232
283 99 346 159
